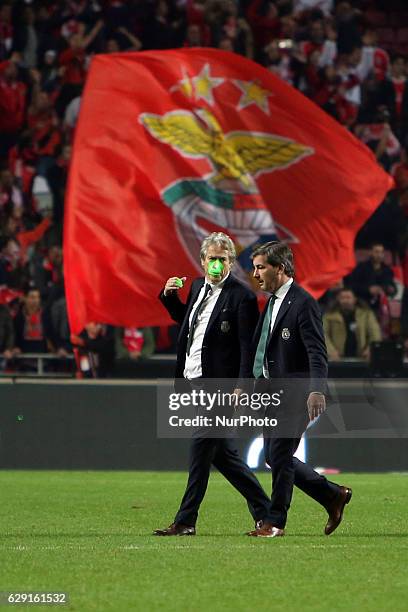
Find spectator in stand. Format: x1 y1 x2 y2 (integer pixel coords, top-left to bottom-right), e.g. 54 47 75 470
334 1 361 55
378 55 408 142
115 327 156 361
264 39 296 85
0 302 17 365
71 322 115 378
14 285 52 354
7 131 37 196
27 70 62 176
0 167 24 218
354 107 401 170
143 0 185 51
392 141 408 218
207 0 253 58
0 2 13 61
39 49 59 94
49 292 72 358
354 29 389 83
246 0 280 59
0 236 29 290
318 279 344 312
57 19 104 115
0 57 27 157
46 143 71 231
12 5 39 69
323 287 381 361
32 244 63 300
217 35 234 52
299 19 337 67
104 26 142 52
344 243 397 318
183 23 206 48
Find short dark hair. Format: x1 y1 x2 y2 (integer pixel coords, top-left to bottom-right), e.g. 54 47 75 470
251 241 295 277
337 287 355 297
24 285 40 296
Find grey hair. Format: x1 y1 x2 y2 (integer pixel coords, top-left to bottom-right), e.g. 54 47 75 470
251 241 295 277
200 232 236 263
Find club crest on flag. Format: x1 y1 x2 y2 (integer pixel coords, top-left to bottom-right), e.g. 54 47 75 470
139 64 313 283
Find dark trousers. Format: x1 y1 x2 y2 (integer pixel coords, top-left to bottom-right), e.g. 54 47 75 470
264 436 339 528
254 379 339 528
175 436 272 526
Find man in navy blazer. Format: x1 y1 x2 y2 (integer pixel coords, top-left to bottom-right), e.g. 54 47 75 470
248 241 352 538
153 232 273 536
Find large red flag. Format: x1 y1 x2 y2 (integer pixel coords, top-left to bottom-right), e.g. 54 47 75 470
64 48 393 333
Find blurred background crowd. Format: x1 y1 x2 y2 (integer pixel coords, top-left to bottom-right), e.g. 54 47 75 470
1 0 408 376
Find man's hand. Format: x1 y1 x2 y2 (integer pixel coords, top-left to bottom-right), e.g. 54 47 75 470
361 346 370 361
164 277 187 296
307 392 326 421
56 347 70 358
232 388 243 410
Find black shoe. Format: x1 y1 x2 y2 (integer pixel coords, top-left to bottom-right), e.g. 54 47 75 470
325 486 352 535
153 523 196 536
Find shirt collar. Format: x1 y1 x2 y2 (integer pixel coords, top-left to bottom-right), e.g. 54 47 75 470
207 271 230 290
275 277 293 299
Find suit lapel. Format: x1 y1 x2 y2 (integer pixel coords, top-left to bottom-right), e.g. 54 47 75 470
180 279 204 337
204 275 232 336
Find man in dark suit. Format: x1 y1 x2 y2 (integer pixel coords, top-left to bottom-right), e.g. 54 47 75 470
344 242 396 317
248 242 352 538
153 232 273 536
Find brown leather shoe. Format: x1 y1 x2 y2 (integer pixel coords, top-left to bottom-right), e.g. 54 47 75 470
247 522 285 538
153 523 196 536
325 486 352 535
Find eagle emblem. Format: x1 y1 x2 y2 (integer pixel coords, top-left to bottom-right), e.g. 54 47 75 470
140 108 312 193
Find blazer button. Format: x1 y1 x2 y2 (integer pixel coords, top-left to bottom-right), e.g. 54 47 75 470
202 345 208 349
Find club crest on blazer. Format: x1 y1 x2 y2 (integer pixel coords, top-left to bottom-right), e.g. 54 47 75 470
281 327 290 340
221 320 231 333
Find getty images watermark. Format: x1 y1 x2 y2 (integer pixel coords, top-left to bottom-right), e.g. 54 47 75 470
168 387 282 429
156 378 408 439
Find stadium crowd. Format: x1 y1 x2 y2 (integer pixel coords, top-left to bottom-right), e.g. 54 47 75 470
1 0 408 375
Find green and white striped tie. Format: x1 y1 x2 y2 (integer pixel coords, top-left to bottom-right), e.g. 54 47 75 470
253 295 277 378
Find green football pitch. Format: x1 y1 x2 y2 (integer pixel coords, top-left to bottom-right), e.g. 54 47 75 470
0 471 407 611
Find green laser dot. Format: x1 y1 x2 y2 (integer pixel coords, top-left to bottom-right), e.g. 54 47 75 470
208 259 224 276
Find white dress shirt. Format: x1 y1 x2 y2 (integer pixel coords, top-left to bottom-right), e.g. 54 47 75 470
263 277 293 377
269 277 293 334
183 274 229 379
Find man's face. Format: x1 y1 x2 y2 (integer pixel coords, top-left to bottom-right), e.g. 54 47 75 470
201 245 232 283
252 254 283 293
85 322 102 338
337 290 356 312
49 246 62 265
392 58 406 79
0 169 13 188
371 244 384 264
25 290 41 311
4 61 17 81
